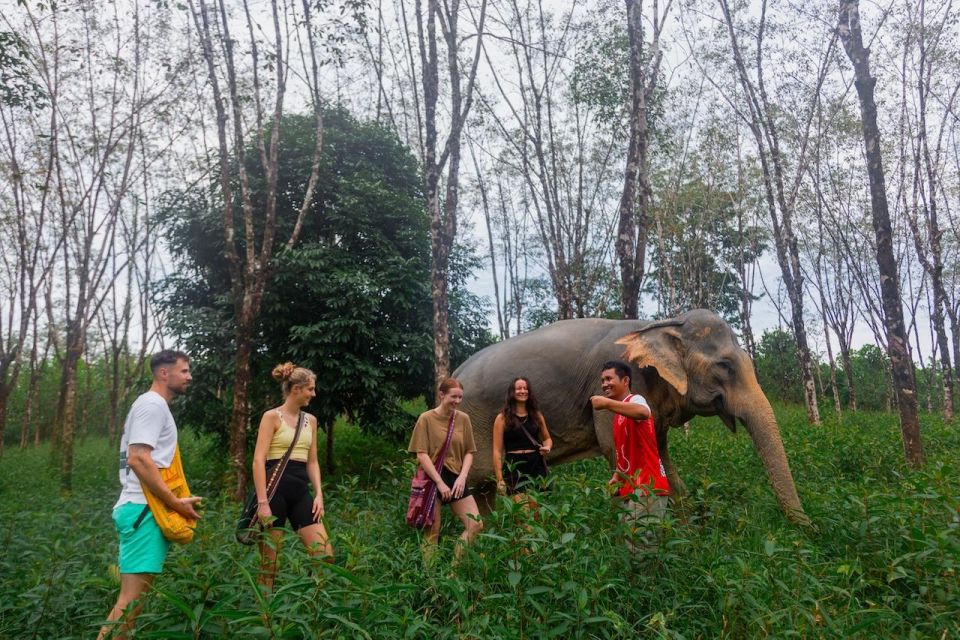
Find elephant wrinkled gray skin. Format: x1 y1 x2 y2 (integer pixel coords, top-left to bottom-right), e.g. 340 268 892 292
453 309 810 525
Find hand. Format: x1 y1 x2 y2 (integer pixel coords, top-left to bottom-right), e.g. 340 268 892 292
496 479 507 495
608 473 619 485
312 496 325 522
539 445 551 455
590 395 608 410
175 496 203 520
452 474 467 499
256 501 272 524
437 482 452 501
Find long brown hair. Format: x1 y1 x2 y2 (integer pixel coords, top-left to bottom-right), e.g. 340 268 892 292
500 377 541 431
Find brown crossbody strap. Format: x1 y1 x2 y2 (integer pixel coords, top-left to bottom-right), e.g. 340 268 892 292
519 414 543 449
264 410 306 502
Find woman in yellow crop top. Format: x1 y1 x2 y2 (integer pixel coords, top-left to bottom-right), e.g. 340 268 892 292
251 362 333 590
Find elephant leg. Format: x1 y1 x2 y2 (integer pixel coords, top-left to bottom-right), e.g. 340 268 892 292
592 410 616 467
657 428 686 497
473 481 497 516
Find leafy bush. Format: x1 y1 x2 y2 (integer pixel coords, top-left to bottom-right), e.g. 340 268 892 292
1 408 958 638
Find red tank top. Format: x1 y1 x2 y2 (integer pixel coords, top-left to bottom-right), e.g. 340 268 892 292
613 394 670 497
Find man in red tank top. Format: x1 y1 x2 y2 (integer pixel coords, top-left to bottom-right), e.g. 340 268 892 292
591 360 669 540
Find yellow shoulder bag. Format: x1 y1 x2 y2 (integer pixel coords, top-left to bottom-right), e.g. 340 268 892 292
141 445 196 544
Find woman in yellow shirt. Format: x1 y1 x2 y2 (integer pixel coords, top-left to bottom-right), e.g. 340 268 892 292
251 362 333 590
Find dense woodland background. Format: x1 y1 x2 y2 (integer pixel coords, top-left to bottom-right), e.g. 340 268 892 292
1 0 959 494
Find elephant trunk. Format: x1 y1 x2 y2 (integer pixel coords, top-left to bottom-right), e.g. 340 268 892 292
740 399 811 526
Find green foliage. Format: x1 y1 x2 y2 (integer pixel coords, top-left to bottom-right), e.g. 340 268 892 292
0 29 46 109
447 237 498 371
1 407 958 638
568 0 666 138
645 176 766 326
157 108 492 442
846 345 893 411
754 332 945 414
755 328 804 404
2 356 150 447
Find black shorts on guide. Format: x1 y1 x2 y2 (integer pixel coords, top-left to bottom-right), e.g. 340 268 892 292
264 460 315 531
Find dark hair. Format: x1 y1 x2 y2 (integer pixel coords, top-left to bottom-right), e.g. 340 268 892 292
150 350 189 374
602 360 633 388
500 377 541 432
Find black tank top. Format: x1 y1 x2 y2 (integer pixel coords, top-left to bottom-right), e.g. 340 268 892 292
503 414 540 451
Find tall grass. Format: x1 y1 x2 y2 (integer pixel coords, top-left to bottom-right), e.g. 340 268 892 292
0 407 957 638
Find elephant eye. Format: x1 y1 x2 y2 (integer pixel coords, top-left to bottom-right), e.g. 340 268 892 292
717 360 734 375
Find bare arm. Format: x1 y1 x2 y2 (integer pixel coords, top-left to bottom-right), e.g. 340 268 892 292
306 415 324 520
537 415 553 453
451 452 474 499
251 411 279 503
416 452 445 484
127 445 201 519
459 451 474 478
590 395 651 421
492 414 505 485
306 415 323 495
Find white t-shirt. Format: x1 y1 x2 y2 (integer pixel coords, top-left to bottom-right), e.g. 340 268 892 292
115 391 178 508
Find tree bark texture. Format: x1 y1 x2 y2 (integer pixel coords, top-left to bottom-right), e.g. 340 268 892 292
191 0 324 499
719 0 821 425
416 0 486 387
838 0 923 466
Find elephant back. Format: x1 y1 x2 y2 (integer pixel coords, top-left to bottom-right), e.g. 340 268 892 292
453 318 645 483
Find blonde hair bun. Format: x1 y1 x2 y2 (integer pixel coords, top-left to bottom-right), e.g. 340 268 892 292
272 362 316 397
272 362 297 382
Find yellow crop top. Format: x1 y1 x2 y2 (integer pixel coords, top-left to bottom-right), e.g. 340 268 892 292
267 410 312 462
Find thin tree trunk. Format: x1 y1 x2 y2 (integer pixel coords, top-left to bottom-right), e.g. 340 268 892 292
229 321 254 499
19 327 45 448
839 0 923 466
325 421 335 474
58 330 82 493
839 342 858 412
416 0 486 385
719 0 823 425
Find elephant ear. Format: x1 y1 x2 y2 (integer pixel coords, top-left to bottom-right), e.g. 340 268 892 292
615 320 688 396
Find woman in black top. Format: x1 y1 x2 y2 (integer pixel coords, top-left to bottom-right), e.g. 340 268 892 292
492 377 553 507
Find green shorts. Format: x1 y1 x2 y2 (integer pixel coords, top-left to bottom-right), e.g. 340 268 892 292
113 502 169 574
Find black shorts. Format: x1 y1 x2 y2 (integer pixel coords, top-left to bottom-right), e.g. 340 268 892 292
504 451 549 495
439 466 474 504
265 460 315 531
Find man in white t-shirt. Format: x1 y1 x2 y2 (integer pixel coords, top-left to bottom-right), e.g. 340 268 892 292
98 350 201 640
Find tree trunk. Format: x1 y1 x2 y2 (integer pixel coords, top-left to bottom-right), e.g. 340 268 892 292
325 421 335 474
58 336 82 493
229 323 254 500
719 0 821 425
839 341 858 412
19 354 41 448
616 0 646 319
839 0 923 466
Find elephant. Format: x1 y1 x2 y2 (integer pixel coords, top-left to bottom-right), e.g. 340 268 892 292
452 308 810 525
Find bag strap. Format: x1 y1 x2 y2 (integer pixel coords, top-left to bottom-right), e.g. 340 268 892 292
432 410 457 474
517 414 543 449
264 410 307 501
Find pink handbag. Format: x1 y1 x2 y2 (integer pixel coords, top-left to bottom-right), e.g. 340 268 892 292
406 410 456 529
